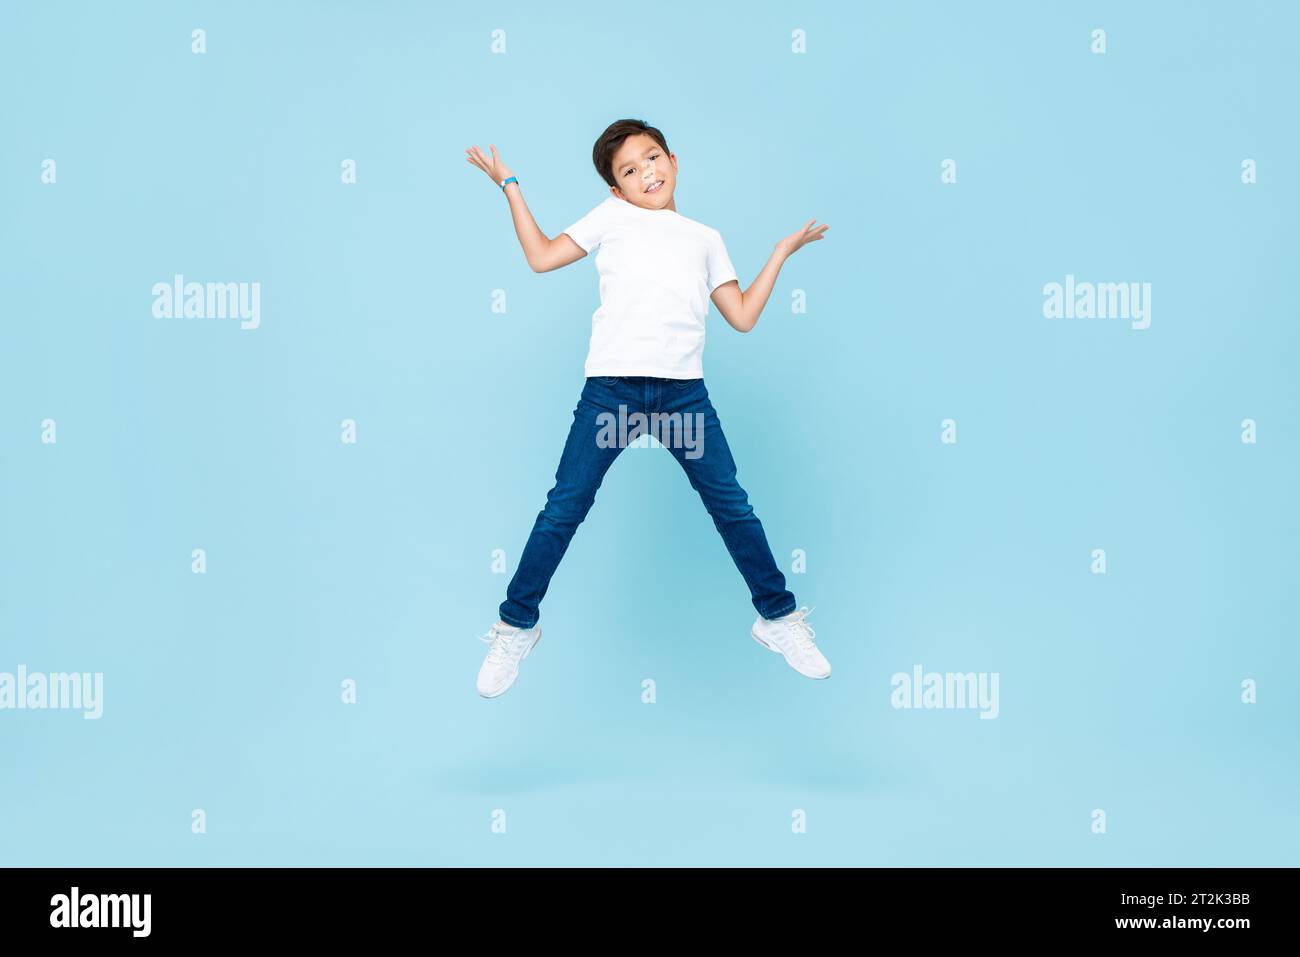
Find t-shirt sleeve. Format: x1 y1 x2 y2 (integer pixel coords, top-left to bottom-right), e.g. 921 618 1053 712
706 230 739 293
561 202 610 253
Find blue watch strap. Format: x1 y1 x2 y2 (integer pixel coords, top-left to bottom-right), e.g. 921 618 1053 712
500 176 518 191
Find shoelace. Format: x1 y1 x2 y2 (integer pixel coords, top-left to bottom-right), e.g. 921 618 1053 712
478 624 518 666
783 606 817 654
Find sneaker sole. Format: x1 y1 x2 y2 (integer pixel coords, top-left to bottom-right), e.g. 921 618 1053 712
478 628 542 698
751 627 831 680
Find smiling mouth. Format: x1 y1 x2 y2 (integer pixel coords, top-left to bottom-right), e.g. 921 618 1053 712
645 180 664 194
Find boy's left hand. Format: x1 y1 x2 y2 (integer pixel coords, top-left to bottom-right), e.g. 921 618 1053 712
777 219 829 257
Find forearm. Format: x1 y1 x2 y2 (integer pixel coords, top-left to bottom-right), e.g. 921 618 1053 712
737 248 789 332
501 181 551 271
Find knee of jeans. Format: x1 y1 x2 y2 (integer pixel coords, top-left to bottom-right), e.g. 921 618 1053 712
706 490 754 524
539 491 594 529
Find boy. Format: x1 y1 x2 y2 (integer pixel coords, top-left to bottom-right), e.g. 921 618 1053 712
465 119 829 698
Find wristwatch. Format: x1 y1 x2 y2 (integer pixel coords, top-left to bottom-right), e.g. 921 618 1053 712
500 176 518 191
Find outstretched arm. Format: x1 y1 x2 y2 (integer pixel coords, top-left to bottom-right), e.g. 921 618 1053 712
465 143 587 273
711 219 829 333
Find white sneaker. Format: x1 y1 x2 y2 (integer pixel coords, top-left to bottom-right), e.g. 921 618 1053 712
476 620 542 698
751 607 830 679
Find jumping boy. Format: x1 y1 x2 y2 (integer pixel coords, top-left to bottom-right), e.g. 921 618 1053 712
465 119 830 698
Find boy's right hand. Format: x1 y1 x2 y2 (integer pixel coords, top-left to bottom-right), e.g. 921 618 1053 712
465 144 514 186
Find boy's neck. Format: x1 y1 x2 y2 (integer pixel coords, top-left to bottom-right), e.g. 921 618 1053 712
615 191 677 213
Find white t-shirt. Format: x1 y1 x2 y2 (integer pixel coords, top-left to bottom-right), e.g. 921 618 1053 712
561 196 739 379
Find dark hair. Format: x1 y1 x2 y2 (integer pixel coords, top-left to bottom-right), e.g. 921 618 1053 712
592 119 670 189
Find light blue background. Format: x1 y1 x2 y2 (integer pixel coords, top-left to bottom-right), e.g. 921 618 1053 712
2 0 1296 866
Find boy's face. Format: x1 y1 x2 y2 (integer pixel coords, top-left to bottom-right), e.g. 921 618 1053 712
609 133 677 210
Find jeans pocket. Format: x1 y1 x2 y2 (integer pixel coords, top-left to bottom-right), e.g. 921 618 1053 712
596 376 621 386
670 378 700 390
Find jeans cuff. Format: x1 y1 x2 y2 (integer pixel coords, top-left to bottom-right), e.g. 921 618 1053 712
498 610 536 629
761 602 797 621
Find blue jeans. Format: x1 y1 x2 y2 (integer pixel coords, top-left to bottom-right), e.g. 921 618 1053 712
499 376 797 629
